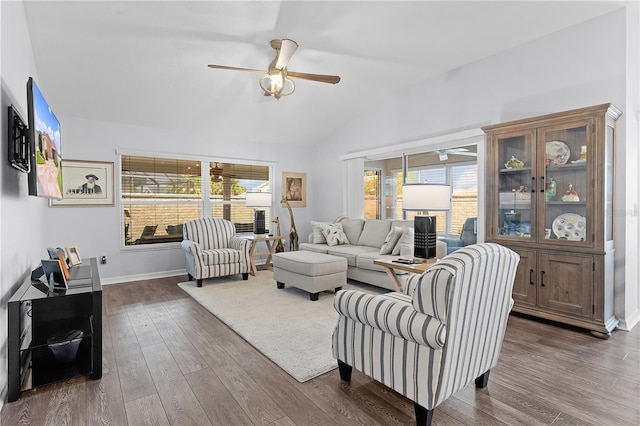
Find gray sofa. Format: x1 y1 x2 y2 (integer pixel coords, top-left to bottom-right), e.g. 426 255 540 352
299 217 446 291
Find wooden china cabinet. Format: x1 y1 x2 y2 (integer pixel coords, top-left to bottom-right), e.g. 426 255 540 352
483 103 621 338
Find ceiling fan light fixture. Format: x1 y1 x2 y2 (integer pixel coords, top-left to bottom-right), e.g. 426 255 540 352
259 69 295 100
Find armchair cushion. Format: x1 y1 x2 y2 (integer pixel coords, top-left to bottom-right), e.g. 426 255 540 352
334 289 446 349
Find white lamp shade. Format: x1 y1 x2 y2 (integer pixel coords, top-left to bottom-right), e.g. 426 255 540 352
245 192 272 207
402 184 451 211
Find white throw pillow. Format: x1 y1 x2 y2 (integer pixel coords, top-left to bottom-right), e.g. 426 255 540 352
321 223 350 246
380 226 405 254
392 227 414 255
310 221 328 244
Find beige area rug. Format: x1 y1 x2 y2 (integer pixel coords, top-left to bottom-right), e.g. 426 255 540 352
178 271 385 382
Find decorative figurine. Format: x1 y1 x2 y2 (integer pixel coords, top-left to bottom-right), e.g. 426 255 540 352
579 145 587 161
561 183 580 202
272 217 285 253
281 196 299 251
545 178 556 201
504 155 524 169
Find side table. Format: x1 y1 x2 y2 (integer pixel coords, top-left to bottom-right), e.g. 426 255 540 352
241 235 283 276
373 258 438 292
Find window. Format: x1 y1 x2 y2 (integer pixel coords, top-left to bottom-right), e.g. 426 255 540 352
121 155 271 245
209 162 270 233
402 161 477 235
365 146 478 235
364 169 381 219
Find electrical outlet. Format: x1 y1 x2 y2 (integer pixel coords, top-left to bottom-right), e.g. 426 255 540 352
101 256 107 264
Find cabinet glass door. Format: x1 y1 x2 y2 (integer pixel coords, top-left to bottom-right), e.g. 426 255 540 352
540 121 591 246
495 131 534 241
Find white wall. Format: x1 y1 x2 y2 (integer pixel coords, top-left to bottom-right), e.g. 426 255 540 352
42 115 315 284
311 8 639 329
0 0 50 407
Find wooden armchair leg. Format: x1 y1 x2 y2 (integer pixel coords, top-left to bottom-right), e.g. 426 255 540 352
475 370 491 388
414 402 433 426
337 360 352 381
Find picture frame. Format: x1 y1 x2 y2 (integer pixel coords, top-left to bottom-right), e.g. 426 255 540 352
50 160 114 206
41 259 68 289
55 248 70 279
282 171 306 207
66 246 82 266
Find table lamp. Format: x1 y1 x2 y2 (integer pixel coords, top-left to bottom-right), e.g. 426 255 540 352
245 192 272 234
402 184 451 259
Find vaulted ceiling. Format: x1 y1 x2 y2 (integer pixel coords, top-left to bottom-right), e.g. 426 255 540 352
23 1 624 146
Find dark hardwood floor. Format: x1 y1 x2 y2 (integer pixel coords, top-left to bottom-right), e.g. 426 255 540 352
2 275 639 425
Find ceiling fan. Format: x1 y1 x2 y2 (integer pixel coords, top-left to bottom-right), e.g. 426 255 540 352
208 39 340 100
434 148 478 161
210 162 236 182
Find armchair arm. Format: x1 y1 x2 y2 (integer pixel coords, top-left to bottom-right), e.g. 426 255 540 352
334 289 446 349
440 237 463 248
229 236 251 259
405 265 454 324
181 239 202 257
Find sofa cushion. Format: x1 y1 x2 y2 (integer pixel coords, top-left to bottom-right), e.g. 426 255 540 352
310 221 329 244
326 245 378 267
321 223 350 246
392 226 414 255
380 226 404 254
357 220 391 248
339 218 365 245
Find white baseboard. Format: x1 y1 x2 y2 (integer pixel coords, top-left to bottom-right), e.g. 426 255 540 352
101 269 187 285
617 308 640 331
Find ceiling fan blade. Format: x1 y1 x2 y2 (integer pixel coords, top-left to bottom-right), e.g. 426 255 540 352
207 64 266 73
274 39 298 70
287 71 341 84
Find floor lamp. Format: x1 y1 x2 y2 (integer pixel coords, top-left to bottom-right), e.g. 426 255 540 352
402 184 451 259
245 192 272 234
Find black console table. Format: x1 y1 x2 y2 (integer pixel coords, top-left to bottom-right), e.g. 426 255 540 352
7 258 102 402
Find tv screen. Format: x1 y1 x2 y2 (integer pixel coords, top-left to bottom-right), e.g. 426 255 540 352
27 77 63 199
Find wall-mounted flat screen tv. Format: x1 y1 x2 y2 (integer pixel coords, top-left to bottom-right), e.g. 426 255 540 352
27 77 63 199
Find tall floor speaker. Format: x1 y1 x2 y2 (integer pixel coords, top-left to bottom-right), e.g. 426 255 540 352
414 215 437 259
254 210 266 234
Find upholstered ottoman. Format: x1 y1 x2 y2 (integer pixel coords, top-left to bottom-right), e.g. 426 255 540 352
272 251 347 301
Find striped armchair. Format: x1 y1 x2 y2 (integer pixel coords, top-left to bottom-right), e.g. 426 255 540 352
332 243 519 426
181 218 251 287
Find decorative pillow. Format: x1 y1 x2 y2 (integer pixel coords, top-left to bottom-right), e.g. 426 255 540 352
380 226 405 254
321 223 350 246
392 226 414 255
310 221 329 244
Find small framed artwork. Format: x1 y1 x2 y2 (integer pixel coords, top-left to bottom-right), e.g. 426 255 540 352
66 246 82 266
50 160 114 206
282 171 306 207
55 248 70 279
